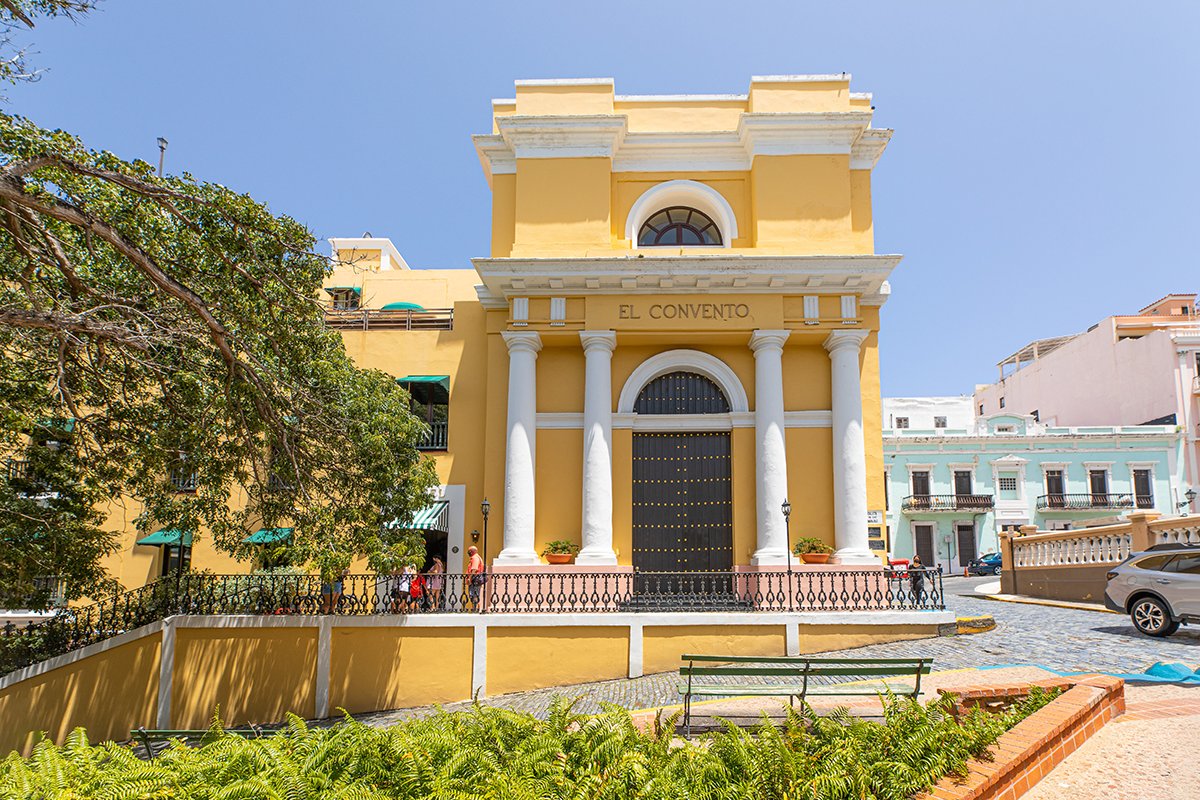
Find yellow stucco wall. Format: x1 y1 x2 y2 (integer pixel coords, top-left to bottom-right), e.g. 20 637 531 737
487 626 629 695
512 158 612 256
798 624 939 654
642 625 787 676
0 635 160 755
171 627 317 728
329 626 474 713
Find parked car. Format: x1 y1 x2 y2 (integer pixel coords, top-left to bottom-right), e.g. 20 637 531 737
966 552 1003 576
1104 544 1200 637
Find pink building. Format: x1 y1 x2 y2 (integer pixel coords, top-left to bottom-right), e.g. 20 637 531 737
974 294 1200 512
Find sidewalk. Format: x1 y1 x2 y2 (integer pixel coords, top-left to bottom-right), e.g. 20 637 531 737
1024 683 1200 800
971 580 1117 614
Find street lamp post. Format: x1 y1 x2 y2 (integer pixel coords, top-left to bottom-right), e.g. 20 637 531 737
781 499 792 611
480 498 490 567
157 137 168 176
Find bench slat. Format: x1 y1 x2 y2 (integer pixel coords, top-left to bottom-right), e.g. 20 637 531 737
681 665 928 678
681 654 928 665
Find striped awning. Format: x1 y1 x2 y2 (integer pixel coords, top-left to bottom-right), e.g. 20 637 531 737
388 500 449 534
137 529 193 547
243 527 293 544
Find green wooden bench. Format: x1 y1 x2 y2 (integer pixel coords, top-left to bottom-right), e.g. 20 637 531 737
132 725 269 758
678 654 932 736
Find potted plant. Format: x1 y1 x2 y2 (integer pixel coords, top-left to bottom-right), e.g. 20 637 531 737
793 536 834 564
541 540 580 565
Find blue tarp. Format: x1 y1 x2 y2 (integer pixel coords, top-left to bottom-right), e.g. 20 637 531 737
980 662 1200 684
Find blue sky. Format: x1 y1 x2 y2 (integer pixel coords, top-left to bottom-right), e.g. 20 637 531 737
7 1 1198 396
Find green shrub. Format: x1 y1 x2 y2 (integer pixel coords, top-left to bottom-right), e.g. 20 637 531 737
0 688 1059 799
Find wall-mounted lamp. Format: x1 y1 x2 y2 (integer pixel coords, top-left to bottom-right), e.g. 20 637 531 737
470 529 480 544
1180 488 1198 511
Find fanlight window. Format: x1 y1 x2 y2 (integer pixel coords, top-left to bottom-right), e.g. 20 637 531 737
637 207 722 247
634 371 730 415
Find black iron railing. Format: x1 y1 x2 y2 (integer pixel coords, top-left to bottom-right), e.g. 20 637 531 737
324 308 454 331
901 494 995 512
1036 493 1134 510
417 420 448 451
0 569 944 676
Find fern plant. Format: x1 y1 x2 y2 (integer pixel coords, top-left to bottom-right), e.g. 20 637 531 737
0 688 1059 799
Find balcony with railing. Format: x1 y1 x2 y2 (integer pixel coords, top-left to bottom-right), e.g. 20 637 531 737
901 494 995 512
1035 493 1134 511
325 307 454 331
417 420 448 451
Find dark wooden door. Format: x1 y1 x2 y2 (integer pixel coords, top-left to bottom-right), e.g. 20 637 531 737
955 523 977 566
632 431 732 572
913 524 935 567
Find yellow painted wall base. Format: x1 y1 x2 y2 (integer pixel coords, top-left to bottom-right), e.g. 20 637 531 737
330 626 474 713
0 615 948 756
488 626 629 696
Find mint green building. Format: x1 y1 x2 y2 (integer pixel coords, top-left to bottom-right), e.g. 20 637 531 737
883 409 1186 572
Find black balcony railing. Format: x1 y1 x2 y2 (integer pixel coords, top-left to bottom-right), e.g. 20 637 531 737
901 494 995 512
325 308 454 331
0 569 944 676
1036 493 1135 510
417 420 448 451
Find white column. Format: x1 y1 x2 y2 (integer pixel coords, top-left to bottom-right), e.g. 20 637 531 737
577 331 618 565
824 330 875 564
496 331 541 564
750 330 791 565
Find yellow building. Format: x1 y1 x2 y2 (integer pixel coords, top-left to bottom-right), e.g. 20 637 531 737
324 75 900 579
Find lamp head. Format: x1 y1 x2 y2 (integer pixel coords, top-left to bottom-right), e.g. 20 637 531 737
470 529 480 543
781 499 791 520
1187 488 1198 504
480 498 490 520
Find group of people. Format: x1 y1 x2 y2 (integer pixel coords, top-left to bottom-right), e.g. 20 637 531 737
384 545 489 612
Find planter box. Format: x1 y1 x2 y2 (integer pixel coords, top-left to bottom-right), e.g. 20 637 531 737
916 674 1125 800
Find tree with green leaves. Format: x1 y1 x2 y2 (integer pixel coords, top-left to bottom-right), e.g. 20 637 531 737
0 2 437 609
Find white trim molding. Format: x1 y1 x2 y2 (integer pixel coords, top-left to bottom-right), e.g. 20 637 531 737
617 349 749 413
625 180 738 247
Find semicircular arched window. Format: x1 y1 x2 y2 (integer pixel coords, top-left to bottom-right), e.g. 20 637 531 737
634 371 731 414
637 207 722 247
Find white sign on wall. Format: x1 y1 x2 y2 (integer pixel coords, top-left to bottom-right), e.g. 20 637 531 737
866 510 884 525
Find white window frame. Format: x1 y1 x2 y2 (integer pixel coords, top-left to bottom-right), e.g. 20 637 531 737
1127 462 1158 509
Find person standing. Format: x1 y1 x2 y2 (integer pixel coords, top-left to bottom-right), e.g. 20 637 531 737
909 554 926 606
467 545 485 611
428 556 445 610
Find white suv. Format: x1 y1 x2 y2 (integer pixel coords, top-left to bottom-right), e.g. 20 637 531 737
1104 544 1200 637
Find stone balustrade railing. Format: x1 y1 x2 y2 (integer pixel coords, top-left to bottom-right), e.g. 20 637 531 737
999 512 1200 603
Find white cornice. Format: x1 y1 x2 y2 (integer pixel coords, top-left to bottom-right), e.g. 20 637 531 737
737 112 873 157
472 254 901 299
474 110 890 177
494 115 627 159
751 74 851 83
514 77 614 87
851 129 892 170
474 283 507 310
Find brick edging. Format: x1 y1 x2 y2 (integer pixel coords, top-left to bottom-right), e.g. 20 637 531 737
916 674 1124 800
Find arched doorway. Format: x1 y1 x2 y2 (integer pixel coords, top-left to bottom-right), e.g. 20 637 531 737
632 371 733 573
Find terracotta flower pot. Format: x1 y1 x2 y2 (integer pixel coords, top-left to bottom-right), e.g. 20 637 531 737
544 553 574 564
800 553 831 564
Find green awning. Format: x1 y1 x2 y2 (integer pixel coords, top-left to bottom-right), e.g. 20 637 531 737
382 301 424 311
137 529 193 547
397 375 449 404
324 286 362 294
387 500 449 534
244 527 293 544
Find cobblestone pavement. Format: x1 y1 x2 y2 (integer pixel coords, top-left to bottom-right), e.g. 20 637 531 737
354 577 1200 725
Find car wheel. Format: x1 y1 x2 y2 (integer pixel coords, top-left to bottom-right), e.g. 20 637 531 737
992 566 1002 576
1130 596 1179 637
